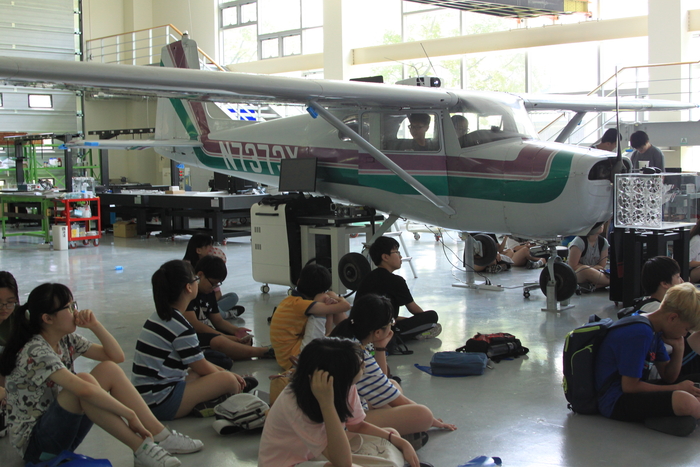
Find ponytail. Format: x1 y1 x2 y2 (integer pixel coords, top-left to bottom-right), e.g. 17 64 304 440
330 294 393 342
0 283 72 376
152 260 195 321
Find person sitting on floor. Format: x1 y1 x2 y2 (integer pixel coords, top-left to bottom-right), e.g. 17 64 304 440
184 255 274 364
331 293 456 446
356 236 441 343
595 282 700 436
269 262 350 370
567 225 610 291
183 233 243 318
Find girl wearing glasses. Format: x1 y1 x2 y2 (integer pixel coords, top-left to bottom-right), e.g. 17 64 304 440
0 282 203 466
0 271 20 438
132 260 248 420
331 294 456 443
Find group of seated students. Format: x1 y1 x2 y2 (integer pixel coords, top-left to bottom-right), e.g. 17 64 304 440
0 233 453 466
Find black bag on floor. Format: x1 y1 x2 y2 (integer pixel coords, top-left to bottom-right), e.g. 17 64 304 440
457 332 529 362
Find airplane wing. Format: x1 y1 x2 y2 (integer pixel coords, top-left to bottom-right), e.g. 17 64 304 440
0 55 460 109
62 139 202 150
517 93 697 112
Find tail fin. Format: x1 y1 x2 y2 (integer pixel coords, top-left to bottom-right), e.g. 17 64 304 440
161 35 201 70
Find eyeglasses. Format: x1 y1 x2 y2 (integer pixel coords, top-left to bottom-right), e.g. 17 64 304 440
190 276 201 284
0 301 17 311
206 277 223 288
390 250 402 257
59 301 79 313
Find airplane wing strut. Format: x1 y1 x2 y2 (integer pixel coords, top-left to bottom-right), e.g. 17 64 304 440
554 112 586 143
307 100 456 217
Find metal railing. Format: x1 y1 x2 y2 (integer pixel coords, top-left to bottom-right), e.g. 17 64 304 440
85 24 225 71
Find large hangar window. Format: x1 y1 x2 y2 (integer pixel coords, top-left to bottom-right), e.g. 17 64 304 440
220 0 323 64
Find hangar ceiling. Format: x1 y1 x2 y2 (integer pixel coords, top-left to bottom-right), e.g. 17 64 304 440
405 0 588 18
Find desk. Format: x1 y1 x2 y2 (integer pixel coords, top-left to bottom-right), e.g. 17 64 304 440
99 192 267 243
0 193 55 243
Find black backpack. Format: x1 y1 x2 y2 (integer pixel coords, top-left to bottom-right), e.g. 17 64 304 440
562 314 651 414
457 332 529 363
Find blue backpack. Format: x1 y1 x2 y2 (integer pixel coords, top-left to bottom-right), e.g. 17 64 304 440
562 314 651 414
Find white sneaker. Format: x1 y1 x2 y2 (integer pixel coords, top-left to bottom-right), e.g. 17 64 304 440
415 323 442 341
134 441 181 467
157 430 204 454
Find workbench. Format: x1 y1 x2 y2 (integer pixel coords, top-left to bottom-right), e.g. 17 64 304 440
99 191 267 243
0 192 55 243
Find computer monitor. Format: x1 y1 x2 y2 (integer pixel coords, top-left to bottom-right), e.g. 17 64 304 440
278 157 317 193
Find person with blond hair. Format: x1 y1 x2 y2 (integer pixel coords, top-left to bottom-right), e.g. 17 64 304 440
595 282 700 436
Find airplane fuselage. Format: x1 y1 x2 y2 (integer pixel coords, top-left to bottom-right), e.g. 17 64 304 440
156 93 618 239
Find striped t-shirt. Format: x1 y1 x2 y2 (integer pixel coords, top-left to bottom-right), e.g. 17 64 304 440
131 308 204 406
355 341 400 409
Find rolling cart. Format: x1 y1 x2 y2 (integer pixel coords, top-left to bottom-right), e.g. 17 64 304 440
53 197 102 248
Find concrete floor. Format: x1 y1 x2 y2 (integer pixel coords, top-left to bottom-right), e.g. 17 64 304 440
1 227 699 467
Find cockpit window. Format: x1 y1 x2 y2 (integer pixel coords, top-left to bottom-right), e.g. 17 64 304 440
450 95 538 148
371 112 440 152
338 115 359 142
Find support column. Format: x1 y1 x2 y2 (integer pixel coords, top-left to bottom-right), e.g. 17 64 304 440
648 0 692 168
323 0 354 80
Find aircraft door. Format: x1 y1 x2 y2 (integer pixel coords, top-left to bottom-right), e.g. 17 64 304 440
357 111 449 202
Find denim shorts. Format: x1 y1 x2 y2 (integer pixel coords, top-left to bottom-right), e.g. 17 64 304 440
149 380 187 421
23 398 93 463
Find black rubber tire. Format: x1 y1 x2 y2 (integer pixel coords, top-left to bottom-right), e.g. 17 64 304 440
539 262 577 301
473 234 498 267
338 253 371 290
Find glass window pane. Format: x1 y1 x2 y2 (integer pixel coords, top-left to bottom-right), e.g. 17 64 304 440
404 9 460 42
302 0 323 28
258 0 300 34
222 6 238 27
302 27 323 54
463 51 525 93
241 2 257 23
28 94 52 108
222 25 258 64
261 37 279 59
283 35 301 56
348 0 401 48
462 11 515 34
529 43 598 93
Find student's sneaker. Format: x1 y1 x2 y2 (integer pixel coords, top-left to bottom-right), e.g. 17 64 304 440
157 430 204 454
259 346 275 359
485 264 503 273
220 306 245 319
134 441 181 467
402 431 429 451
190 394 229 418
242 375 259 393
415 323 442 341
526 259 544 269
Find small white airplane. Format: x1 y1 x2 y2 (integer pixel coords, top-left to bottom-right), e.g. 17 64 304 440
0 37 693 242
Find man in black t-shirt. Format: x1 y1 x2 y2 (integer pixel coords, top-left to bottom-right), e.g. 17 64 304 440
356 236 440 341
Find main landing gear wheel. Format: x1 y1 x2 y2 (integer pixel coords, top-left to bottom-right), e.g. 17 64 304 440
338 253 371 291
472 233 498 267
539 262 577 302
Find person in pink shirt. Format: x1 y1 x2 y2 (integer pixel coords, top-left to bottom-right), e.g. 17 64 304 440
259 337 424 467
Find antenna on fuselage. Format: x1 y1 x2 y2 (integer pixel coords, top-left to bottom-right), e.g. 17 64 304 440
420 43 438 78
610 65 625 183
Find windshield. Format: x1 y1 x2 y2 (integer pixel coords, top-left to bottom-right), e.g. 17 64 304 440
449 93 539 148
